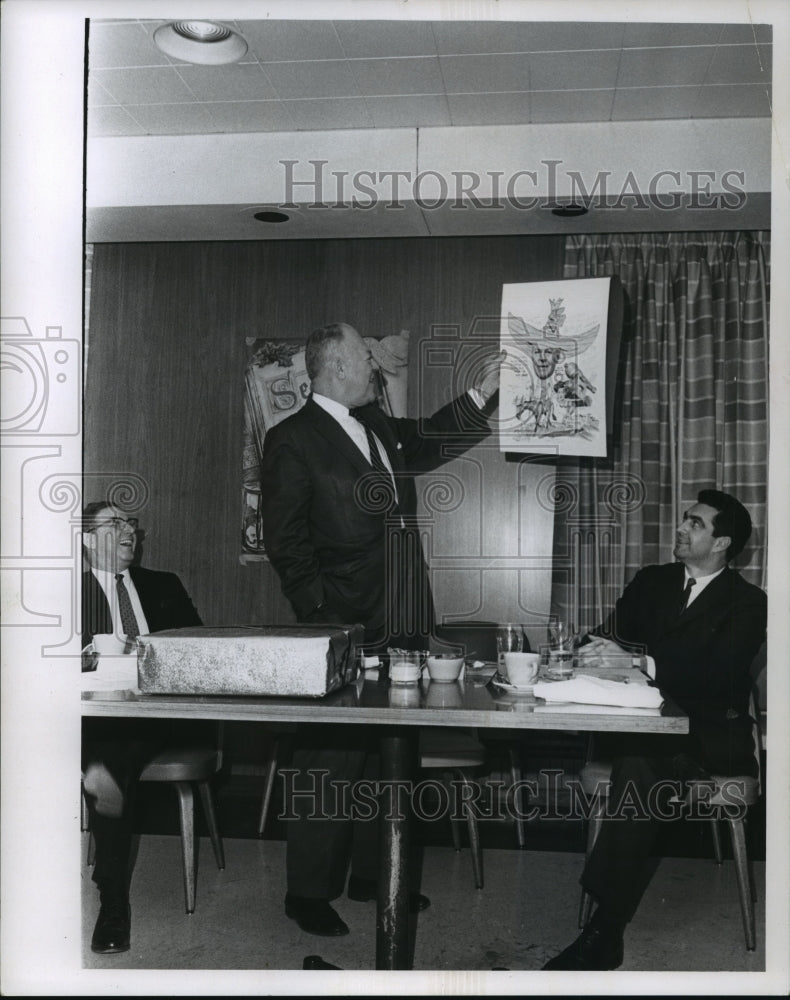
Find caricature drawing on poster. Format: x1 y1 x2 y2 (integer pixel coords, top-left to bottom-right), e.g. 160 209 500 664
499 278 610 458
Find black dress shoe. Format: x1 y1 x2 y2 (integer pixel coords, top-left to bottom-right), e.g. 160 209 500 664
346 874 430 912
91 898 131 954
285 894 350 937
303 955 342 970
543 923 624 971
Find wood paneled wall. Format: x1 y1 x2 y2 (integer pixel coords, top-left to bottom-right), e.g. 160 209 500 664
85 236 564 640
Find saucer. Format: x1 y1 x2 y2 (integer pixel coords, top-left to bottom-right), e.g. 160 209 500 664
490 673 536 696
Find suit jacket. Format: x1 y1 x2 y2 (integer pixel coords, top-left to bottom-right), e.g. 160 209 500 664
260 393 494 642
592 562 767 770
82 565 202 648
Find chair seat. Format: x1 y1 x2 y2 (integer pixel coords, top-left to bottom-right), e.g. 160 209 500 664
139 747 221 783
419 728 486 769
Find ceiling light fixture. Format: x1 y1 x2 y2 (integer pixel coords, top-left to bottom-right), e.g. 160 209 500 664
550 203 589 218
153 21 248 65
254 211 290 224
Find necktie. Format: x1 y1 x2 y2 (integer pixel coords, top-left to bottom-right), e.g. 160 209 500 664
115 574 140 638
678 577 696 616
350 410 398 508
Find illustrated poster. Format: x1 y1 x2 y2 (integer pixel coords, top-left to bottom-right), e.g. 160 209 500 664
499 278 611 458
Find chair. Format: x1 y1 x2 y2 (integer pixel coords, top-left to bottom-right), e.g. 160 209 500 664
83 727 225 915
418 727 486 889
576 687 764 951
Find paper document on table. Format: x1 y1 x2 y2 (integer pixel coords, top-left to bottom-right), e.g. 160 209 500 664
533 675 664 709
81 655 140 693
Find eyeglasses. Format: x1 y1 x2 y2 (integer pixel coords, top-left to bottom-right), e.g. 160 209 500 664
91 517 139 532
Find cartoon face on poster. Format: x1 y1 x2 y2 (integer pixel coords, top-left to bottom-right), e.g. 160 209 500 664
499 278 610 458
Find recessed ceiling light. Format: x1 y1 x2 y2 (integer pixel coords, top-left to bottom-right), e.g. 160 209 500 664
550 203 589 218
254 211 290 224
153 21 248 65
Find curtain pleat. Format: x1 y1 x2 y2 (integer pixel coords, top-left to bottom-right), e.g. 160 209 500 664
552 232 769 631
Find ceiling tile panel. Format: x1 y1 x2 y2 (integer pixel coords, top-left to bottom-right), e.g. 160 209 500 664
349 57 444 97
622 23 722 48
611 86 701 121
93 66 197 105
447 93 530 126
285 98 375 131
88 105 147 136
264 60 362 100
174 64 278 102
125 102 221 135
239 20 346 62
440 54 530 94
705 44 772 85
693 83 773 118
718 23 773 44
364 95 450 128
333 20 438 58
203 101 298 133
87 20 169 68
618 46 715 88
432 20 621 54
87 74 117 108
531 89 615 124
529 50 621 91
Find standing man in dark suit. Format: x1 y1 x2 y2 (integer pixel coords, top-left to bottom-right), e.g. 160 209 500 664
260 322 501 936
81 500 202 954
544 489 767 970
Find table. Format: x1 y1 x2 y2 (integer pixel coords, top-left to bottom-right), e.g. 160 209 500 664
82 667 688 969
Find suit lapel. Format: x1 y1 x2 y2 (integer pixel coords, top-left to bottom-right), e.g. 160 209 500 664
302 397 375 477
663 565 731 632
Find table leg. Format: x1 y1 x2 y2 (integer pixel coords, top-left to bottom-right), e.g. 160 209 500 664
376 726 414 971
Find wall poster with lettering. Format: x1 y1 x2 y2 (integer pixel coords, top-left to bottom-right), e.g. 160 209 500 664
498 277 611 458
242 332 411 557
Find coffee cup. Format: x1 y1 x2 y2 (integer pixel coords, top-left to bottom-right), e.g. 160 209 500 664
92 633 129 656
503 651 540 687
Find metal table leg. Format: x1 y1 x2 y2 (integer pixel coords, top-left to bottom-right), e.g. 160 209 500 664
376 726 414 970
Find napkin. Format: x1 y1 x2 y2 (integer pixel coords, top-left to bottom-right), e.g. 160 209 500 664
532 675 664 709
81 654 140 693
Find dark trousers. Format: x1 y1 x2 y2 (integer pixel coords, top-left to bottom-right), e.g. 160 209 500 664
581 729 757 924
81 718 210 893
285 724 413 900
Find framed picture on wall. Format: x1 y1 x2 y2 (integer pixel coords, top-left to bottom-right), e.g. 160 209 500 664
498 277 612 458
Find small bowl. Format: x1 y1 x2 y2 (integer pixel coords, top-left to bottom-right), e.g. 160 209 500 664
426 654 465 683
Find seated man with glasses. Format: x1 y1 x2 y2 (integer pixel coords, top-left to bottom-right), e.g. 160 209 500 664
81 500 202 955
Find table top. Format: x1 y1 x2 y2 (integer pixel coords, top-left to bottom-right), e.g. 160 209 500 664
82 665 688 734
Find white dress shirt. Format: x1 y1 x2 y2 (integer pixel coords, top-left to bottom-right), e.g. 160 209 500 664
92 566 150 640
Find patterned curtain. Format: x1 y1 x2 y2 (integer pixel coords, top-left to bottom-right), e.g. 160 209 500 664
551 232 769 634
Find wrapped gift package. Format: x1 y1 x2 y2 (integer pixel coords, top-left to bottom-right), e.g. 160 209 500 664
137 624 363 698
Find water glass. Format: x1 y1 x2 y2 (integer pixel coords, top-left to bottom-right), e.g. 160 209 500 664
496 624 524 669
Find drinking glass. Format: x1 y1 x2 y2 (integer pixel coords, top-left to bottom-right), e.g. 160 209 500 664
546 617 576 679
496 624 524 670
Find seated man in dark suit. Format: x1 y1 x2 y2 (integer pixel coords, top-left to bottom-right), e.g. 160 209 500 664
543 489 767 970
260 322 501 936
81 500 202 954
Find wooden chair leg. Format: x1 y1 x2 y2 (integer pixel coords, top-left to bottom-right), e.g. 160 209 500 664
198 780 225 871
710 817 724 865
727 816 756 951
443 772 462 851
455 770 484 890
257 739 280 837
508 746 527 849
578 798 605 928
173 781 196 914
